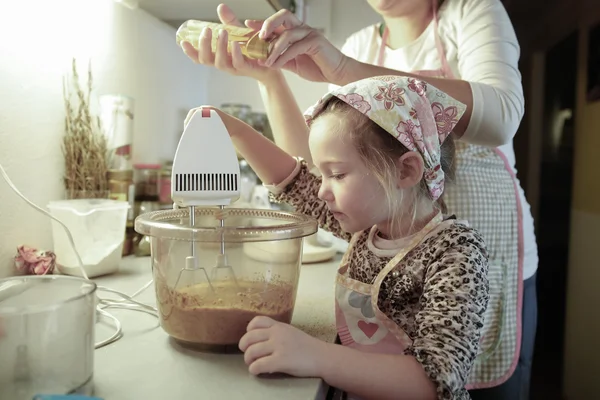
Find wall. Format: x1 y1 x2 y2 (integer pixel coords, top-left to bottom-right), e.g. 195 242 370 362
0 0 208 278
563 15 600 399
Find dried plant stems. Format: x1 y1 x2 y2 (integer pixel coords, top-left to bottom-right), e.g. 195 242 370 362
62 58 108 199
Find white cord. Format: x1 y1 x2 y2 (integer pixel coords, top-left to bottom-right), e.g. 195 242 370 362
0 162 158 349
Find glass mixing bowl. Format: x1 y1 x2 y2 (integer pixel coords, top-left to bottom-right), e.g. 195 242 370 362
135 207 317 352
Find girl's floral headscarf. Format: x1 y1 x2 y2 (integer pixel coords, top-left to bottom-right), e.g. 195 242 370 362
304 76 467 201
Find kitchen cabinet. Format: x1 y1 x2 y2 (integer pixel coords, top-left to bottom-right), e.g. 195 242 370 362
138 0 300 29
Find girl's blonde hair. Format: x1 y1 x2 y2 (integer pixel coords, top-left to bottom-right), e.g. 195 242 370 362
316 97 456 234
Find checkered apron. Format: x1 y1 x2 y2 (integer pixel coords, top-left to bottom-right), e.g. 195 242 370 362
445 144 524 388
376 0 524 388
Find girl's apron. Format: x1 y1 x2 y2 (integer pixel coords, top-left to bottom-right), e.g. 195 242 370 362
335 213 444 400
375 0 524 388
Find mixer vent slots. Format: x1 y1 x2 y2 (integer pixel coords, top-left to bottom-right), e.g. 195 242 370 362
175 173 239 192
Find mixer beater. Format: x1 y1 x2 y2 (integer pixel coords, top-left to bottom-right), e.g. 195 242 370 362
171 108 241 292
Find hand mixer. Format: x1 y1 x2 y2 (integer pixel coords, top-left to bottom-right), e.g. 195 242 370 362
171 108 241 292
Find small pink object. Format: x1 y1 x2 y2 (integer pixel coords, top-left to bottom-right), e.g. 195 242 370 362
14 245 56 275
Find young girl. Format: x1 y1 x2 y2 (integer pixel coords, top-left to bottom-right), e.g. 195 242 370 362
189 75 489 400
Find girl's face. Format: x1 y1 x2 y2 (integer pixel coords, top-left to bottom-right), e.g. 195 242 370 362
366 0 430 18
309 114 392 234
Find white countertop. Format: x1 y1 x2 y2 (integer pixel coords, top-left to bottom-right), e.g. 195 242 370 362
91 254 341 400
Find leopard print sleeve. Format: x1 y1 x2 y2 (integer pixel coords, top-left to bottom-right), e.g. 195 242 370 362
267 159 352 242
405 226 490 399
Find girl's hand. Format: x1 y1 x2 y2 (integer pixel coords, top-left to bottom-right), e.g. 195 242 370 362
179 4 277 84
247 9 351 84
184 106 253 138
239 316 327 377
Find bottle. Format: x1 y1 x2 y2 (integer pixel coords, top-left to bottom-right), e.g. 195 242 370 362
107 169 135 256
107 169 135 224
176 20 271 60
99 94 135 170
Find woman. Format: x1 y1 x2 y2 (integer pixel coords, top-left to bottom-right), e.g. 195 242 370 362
180 1 537 398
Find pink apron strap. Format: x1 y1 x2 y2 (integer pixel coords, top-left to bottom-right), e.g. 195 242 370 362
376 26 389 67
376 0 454 79
431 0 454 79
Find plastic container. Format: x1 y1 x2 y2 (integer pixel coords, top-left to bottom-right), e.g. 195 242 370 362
176 20 272 60
47 199 129 278
135 207 317 352
0 275 96 400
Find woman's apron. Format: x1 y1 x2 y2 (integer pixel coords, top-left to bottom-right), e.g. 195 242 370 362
375 0 524 388
335 213 444 400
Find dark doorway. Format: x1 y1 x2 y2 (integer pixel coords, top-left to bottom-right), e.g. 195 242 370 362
530 30 578 400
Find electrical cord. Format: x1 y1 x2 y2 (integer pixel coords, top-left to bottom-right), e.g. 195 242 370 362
0 161 158 349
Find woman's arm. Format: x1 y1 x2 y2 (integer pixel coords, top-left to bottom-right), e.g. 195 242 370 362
336 0 523 146
260 0 523 147
455 0 525 147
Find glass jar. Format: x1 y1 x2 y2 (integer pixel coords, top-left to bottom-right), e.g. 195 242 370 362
159 162 173 205
107 169 135 256
238 159 258 203
133 164 161 201
220 103 252 123
107 169 134 225
133 164 160 221
249 112 274 142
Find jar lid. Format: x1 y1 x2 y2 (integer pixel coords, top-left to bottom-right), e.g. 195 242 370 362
134 207 317 243
107 169 133 180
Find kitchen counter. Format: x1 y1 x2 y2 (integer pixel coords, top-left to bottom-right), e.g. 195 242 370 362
92 254 341 400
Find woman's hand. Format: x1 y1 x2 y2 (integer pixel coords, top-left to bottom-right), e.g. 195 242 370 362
239 316 328 377
249 9 351 84
179 4 277 83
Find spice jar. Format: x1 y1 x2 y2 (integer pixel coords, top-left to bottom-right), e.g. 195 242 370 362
133 164 160 200
133 164 161 258
107 169 134 223
220 103 252 122
108 169 135 257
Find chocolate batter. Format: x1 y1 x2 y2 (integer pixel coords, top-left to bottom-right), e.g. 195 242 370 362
156 278 295 346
